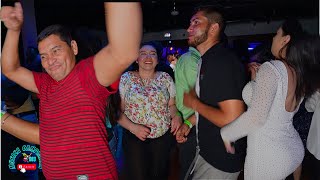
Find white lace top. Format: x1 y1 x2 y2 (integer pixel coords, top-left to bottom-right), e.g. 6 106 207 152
221 61 304 179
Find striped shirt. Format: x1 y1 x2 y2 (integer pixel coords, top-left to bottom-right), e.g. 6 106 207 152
33 56 118 180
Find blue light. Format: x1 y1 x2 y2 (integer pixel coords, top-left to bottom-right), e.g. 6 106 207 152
248 42 261 51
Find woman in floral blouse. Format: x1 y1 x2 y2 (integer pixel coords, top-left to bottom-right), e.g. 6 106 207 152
118 41 182 180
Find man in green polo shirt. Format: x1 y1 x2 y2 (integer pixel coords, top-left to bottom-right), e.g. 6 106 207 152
175 47 201 180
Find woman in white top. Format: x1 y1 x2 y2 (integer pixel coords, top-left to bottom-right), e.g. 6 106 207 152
221 20 320 179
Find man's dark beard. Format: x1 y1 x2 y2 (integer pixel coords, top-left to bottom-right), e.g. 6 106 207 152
188 25 210 47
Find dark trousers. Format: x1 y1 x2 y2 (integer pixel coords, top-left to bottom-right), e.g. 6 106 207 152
123 130 173 180
309 152 320 180
178 128 196 180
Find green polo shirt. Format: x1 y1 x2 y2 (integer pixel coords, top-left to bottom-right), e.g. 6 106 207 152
174 47 201 120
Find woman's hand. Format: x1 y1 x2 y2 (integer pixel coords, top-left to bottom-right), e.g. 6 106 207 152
131 124 150 141
248 62 261 81
223 139 235 154
171 115 182 135
176 123 191 143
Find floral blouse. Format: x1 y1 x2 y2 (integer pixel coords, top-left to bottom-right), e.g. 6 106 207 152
119 71 176 138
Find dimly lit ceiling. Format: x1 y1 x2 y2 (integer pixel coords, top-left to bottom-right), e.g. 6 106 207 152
2 0 319 33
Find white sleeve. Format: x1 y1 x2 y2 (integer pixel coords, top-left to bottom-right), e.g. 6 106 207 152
305 91 320 112
221 63 279 142
242 81 255 107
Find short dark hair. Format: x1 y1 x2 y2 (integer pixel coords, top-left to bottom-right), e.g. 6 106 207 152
140 41 163 59
37 24 72 46
194 6 225 38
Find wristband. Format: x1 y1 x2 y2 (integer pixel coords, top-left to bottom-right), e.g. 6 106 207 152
184 119 193 129
1 110 6 118
1 113 11 125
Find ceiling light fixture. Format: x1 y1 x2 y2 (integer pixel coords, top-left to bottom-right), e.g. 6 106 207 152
171 1 179 16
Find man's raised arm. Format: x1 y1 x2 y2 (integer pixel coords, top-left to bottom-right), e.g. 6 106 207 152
0 2 39 93
94 2 142 87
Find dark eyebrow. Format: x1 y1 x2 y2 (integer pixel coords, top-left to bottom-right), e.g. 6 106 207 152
39 45 61 56
190 17 199 22
51 45 62 50
140 49 156 52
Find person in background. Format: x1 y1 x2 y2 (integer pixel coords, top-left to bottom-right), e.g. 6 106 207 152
246 43 273 82
1 84 40 180
118 41 182 180
0 2 142 179
105 91 125 175
305 90 320 180
174 47 201 180
167 53 179 71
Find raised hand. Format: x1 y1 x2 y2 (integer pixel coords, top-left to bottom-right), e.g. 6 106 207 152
131 124 150 141
0 2 24 31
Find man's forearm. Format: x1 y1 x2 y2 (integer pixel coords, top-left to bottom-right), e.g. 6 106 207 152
1 30 21 77
118 112 136 132
104 2 142 61
1 113 40 145
193 99 244 128
186 114 196 125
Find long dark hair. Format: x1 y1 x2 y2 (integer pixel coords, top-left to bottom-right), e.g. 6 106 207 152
106 91 121 125
286 34 320 101
278 18 304 60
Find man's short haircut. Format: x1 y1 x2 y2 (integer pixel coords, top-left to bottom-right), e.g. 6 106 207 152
194 6 226 37
37 24 72 46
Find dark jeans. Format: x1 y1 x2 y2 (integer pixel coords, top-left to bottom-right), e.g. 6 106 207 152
308 151 320 180
123 129 174 180
178 128 196 180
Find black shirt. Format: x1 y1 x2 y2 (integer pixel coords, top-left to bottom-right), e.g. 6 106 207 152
198 42 247 173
